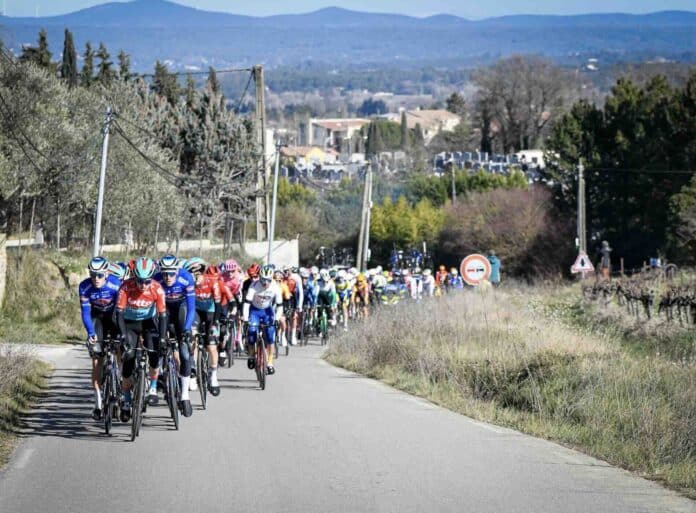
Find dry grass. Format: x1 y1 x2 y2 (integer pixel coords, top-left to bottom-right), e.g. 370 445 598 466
0 346 49 466
326 286 696 497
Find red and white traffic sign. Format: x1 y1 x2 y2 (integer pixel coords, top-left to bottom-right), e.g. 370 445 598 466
460 254 491 286
571 251 595 274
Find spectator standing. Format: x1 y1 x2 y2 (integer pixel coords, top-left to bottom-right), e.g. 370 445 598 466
488 250 501 287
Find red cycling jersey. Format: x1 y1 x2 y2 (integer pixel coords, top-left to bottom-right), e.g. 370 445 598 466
435 271 449 286
116 278 167 320
195 275 221 303
286 277 297 295
218 278 234 306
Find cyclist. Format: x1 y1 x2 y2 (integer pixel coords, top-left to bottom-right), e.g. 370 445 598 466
435 265 449 293
274 269 290 348
243 264 283 375
422 269 435 297
153 254 196 417
207 264 234 366
220 259 244 354
449 268 464 289
115 257 168 421
352 273 370 320
299 268 315 341
79 256 122 420
283 266 303 345
315 269 337 331
185 257 222 397
335 270 351 330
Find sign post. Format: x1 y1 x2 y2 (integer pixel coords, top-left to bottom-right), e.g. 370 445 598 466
571 251 595 278
460 254 492 287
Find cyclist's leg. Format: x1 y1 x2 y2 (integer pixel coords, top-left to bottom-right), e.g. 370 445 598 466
201 310 220 394
119 323 140 420
143 318 160 404
173 303 193 409
90 315 106 417
246 308 260 369
265 308 276 372
218 303 229 359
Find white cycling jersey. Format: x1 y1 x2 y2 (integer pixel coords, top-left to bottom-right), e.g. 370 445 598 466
245 280 282 310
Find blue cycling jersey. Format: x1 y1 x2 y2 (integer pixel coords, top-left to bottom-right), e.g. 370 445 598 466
79 275 121 338
154 268 196 331
303 280 317 307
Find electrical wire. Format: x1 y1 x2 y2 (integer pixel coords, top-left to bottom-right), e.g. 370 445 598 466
112 122 181 186
138 67 253 78
234 70 254 114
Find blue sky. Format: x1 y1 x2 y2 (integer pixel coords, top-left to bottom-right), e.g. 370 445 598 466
4 0 696 18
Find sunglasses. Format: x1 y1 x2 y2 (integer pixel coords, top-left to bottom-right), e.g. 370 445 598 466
90 272 106 279
136 278 153 286
261 278 272 284
162 271 177 278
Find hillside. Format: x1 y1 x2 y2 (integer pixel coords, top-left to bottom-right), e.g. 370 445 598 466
0 1 695 71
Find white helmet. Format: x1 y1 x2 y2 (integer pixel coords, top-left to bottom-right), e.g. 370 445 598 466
423 269 432 276
375 265 383 273
337 270 348 280
319 269 330 281
311 266 319 275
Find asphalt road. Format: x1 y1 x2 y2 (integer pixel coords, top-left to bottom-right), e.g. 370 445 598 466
1 342 694 513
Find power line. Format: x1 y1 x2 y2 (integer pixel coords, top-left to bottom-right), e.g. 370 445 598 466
112 122 181 186
138 67 253 78
112 111 158 138
234 70 254 114
586 168 695 176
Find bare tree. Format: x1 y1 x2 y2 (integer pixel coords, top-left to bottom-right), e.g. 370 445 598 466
472 55 574 153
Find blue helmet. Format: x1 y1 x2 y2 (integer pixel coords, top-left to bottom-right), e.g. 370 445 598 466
133 257 156 281
88 256 109 274
159 254 179 272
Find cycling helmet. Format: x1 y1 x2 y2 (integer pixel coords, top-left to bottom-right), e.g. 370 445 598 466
260 264 274 281
273 269 284 280
439 265 446 271
319 269 330 281
247 263 260 278
159 254 179 272
423 269 432 276
349 267 358 276
310 266 319 275
133 257 156 281
329 269 337 279
108 262 126 280
222 259 238 273
357 273 366 283
184 256 206 275
88 256 109 274
451 269 458 276
205 264 220 277
300 268 310 279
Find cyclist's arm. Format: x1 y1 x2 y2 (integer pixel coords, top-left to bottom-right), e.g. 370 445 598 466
212 280 222 323
154 285 168 341
115 287 127 336
79 288 96 338
184 281 196 331
294 277 303 311
274 285 284 318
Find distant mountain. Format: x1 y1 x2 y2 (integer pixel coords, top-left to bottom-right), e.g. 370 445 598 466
0 0 694 72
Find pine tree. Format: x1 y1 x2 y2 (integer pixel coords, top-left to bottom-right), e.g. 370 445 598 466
80 42 94 87
400 111 409 150
446 92 466 115
207 67 221 96
20 28 53 70
117 50 132 82
96 42 115 85
152 60 180 104
184 74 196 108
60 29 78 88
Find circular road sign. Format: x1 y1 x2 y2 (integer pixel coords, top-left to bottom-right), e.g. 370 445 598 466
460 254 492 286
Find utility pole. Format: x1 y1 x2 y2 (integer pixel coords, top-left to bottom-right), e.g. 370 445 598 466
267 143 282 265
356 164 370 270
93 107 112 257
577 159 586 254
362 162 374 271
254 65 269 241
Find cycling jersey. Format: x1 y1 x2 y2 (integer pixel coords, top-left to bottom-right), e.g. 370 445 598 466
218 278 234 307
195 275 221 313
353 281 370 303
316 279 337 308
153 268 196 331
116 278 167 321
79 275 121 338
289 272 304 310
302 279 316 308
245 280 283 311
220 271 243 302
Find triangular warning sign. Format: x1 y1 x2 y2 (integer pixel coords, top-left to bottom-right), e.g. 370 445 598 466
571 251 595 274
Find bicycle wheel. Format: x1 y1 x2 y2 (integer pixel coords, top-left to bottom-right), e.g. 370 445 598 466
196 341 207 410
225 324 234 368
166 360 179 430
131 365 145 441
320 312 328 346
102 371 112 436
259 342 267 391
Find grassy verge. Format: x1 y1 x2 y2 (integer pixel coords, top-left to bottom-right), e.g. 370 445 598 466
0 347 50 466
325 285 696 497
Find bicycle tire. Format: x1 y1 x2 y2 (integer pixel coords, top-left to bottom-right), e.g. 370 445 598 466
103 372 112 436
259 342 266 391
131 366 145 441
166 359 179 430
225 324 234 368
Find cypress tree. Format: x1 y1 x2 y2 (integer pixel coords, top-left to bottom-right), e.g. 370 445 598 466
400 111 409 150
117 49 132 82
80 42 94 87
152 60 180 105
413 123 425 147
207 67 221 95
184 73 196 108
96 42 115 85
36 29 52 68
61 29 78 88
